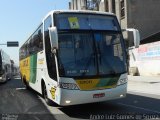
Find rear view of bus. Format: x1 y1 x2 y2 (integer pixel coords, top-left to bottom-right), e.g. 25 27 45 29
0 50 12 82
50 11 128 105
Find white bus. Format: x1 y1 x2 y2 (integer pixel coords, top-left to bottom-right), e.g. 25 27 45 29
0 49 12 82
129 32 160 76
19 10 139 106
11 63 19 76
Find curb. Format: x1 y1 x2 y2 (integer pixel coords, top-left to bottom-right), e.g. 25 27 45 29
128 75 160 83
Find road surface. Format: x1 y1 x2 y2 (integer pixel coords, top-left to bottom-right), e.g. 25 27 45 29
0 77 160 120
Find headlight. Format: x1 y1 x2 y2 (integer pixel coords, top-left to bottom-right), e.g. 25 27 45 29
117 78 128 85
59 82 79 90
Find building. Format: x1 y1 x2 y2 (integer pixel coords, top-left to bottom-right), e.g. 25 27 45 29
69 0 160 47
69 0 87 10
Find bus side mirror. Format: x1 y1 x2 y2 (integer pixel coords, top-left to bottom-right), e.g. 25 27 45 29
49 27 58 52
123 28 140 48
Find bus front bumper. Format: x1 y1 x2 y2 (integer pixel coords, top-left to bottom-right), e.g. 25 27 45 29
59 83 127 106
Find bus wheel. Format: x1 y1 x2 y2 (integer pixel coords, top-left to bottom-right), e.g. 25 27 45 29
43 84 53 106
22 77 30 89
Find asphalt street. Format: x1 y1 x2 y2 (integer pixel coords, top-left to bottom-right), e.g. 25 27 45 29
0 77 160 120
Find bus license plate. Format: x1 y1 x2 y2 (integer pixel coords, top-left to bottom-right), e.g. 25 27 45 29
93 93 105 98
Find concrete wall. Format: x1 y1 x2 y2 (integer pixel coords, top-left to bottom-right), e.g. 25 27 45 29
127 0 160 40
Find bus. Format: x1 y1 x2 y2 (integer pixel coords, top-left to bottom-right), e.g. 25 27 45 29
129 31 160 76
11 62 19 77
0 49 12 82
19 10 140 106
12 64 19 76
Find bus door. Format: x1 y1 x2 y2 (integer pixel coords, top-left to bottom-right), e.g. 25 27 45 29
44 16 58 82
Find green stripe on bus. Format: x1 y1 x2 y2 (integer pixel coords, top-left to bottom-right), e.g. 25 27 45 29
30 54 37 83
96 77 119 87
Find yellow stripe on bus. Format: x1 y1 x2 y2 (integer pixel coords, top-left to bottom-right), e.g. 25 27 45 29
76 79 99 90
76 78 117 90
20 57 30 82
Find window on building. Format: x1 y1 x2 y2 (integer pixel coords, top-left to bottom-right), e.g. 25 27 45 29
112 0 116 14
69 2 71 10
120 0 125 19
105 0 109 12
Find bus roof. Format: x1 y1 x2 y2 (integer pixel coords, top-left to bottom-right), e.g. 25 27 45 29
43 10 115 21
20 10 116 49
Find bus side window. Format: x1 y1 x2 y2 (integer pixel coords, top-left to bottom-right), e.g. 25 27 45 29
29 38 35 54
44 15 57 81
33 34 39 52
24 42 29 57
28 38 31 55
20 46 24 60
33 24 43 53
44 16 52 52
38 25 43 51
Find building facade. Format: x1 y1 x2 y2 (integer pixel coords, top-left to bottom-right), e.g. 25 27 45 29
69 0 160 47
69 0 87 10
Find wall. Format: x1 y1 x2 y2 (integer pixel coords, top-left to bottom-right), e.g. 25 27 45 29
127 0 160 40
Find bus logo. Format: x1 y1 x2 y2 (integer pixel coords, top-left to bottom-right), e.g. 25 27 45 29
50 87 56 100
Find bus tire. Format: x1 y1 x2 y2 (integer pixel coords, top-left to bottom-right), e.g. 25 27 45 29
42 83 53 106
22 76 30 89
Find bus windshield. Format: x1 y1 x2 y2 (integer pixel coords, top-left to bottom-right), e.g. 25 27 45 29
58 32 126 78
55 13 120 31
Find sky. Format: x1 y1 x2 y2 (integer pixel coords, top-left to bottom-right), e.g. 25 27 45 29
0 0 69 64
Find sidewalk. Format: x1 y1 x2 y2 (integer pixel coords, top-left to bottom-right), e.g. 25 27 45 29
128 75 160 83
127 75 160 96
